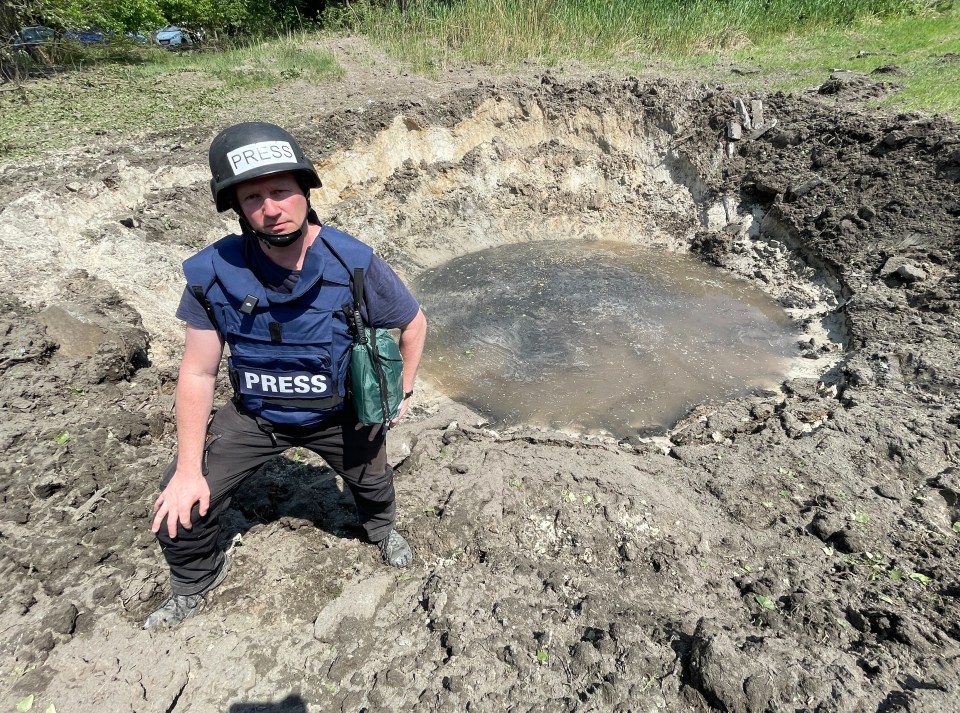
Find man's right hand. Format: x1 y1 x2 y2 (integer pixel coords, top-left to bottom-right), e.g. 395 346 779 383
151 469 210 539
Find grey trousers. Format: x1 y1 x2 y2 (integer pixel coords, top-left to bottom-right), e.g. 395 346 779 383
155 400 395 595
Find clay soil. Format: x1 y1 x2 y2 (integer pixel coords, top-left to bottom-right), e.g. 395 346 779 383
1 40 959 712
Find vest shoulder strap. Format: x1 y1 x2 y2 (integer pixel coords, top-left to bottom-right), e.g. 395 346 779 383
182 234 247 338
182 234 245 292
317 226 373 284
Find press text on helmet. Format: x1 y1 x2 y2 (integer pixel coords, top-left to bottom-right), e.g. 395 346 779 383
228 141 296 176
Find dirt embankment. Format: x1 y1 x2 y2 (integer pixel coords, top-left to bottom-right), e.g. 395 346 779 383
0 68 958 712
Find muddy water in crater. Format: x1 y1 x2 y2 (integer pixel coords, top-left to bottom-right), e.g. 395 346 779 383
414 240 799 437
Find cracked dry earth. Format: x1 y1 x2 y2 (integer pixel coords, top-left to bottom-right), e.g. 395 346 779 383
0 60 959 713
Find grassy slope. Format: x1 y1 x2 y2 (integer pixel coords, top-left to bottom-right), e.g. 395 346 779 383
0 39 343 159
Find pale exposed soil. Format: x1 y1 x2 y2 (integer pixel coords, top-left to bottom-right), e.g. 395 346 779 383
0 38 958 713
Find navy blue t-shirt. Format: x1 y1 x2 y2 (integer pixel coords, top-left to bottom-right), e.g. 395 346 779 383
176 236 419 330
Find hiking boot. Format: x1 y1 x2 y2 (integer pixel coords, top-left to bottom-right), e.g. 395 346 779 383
377 529 412 568
143 552 231 630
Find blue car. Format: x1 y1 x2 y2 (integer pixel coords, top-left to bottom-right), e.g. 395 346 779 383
63 28 109 46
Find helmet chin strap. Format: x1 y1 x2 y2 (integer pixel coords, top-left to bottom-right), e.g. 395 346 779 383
240 217 305 248
237 205 318 249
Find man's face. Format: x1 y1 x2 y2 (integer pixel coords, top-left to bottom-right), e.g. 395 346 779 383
235 173 307 236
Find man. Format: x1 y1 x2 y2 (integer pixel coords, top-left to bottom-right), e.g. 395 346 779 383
144 122 427 629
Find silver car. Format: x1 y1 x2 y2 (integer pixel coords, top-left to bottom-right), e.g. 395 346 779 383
153 26 196 48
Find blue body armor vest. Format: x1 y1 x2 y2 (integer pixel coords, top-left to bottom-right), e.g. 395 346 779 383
183 226 372 427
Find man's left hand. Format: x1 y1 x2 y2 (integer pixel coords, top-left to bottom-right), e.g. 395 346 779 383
355 394 411 440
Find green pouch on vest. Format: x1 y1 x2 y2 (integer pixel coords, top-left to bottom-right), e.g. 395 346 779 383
351 326 404 425
320 236 407 426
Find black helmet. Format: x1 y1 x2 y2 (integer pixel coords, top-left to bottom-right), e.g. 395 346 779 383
208 122 321 213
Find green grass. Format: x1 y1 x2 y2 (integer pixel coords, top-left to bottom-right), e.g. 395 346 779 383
335 0 949 64
666 8 960 115
339 0 959 116
0 38 343 158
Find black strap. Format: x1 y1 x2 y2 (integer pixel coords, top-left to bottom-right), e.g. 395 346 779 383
353 266 364 310
319 233 393 422
191 285 223 341
319 231 368 344
261 394 343 409
268 321 282 343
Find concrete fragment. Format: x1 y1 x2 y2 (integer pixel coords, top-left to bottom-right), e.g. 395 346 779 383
727 121 743 140
746 117 778 141
733 98 752 129
750 99 764 129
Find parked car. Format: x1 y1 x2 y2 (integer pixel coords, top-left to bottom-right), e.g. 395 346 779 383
153 26 198 49
12 26 54 49
63 28 109 46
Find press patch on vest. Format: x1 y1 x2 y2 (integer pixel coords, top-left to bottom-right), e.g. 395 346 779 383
227 141 296 176
239 368 331 397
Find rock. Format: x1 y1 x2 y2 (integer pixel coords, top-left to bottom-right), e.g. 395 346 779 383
785 176 824 202
809 511 844 542
832 526 868 554
782 378 821 399
896 263 927 283
728 121 743 140
44 600 78 635
880 256 907 276
875 480 906 500
314 574 392 642
39 306 110 358
687 619 755 712
781 411 810 438
746 175 785 199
